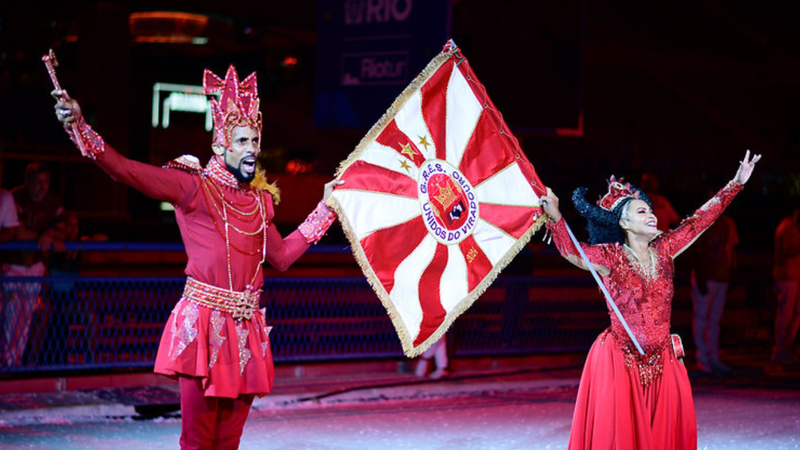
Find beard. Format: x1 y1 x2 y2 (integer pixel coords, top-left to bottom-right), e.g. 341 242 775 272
226 159 255 184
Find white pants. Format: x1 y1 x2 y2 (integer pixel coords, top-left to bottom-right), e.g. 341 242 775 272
773 280 800 357
415 334 448 376
1 262 46 367
691 279 729 365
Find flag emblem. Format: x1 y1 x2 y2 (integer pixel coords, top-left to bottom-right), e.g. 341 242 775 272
419 159 478 245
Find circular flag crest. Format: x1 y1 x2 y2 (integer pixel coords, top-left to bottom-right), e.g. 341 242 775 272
418 159 479 245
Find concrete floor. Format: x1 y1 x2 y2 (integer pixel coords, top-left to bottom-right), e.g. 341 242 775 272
1 365 798 450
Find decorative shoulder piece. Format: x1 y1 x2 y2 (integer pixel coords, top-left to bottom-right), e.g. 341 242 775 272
251 170 281 205
299 201 337 244
64 117 105 159
163 155 203 174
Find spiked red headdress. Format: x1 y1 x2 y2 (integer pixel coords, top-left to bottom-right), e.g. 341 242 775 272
597 176 642 211
203 65 262 148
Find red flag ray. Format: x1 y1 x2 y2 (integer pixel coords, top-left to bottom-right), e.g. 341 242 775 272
420 62 454 161
361 218 429 296
413 243 449 346
338 161 418 198
375 119 426 167
458 114 518 187
458 235 495 291
451 48 547 199
349 140 423 182
477 203 538 240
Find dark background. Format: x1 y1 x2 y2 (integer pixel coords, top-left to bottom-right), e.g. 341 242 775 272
1 0 798 249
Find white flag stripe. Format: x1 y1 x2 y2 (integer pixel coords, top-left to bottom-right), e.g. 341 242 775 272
389 234 439 340
332 190 420 240
445 66 483 168
440 245 469 313
475 162 540 207
394 90 436 160
471 219 517 265
358 141 419 180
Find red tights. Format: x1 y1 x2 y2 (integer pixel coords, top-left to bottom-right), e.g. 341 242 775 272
179 377 255 450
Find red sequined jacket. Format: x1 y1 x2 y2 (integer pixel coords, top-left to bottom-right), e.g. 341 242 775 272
91 146 333 292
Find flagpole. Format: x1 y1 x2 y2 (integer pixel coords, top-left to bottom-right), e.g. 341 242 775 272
562 221 645 355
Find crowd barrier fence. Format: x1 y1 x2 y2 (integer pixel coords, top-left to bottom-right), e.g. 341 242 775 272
0 242 774 375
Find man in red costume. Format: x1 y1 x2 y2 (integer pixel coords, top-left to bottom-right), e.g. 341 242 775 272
51 66 340 450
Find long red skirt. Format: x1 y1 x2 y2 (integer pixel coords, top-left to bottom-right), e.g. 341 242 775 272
567 333 697 450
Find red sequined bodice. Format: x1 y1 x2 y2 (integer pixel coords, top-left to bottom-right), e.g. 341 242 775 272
549 181 744 353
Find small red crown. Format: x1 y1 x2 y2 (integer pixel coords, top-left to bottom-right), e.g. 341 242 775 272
597 176 640 211
203 65 262 148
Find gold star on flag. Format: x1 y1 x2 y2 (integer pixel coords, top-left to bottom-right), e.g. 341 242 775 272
399 159 411 172
400 142 416 158
418 136 431 151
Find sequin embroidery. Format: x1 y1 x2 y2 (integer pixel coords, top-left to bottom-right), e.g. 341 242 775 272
170 301 199 361
168 303 180 359
298 200 337 244
622 245 660 282
236 323 251 376
208 309 226 369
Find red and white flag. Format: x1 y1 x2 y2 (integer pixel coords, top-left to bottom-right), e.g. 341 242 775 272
328 41 548 356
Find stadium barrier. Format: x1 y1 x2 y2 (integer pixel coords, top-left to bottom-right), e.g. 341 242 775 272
0 242 773 374
0 273 607 374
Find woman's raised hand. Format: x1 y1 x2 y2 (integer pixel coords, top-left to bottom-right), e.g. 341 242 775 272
733 149 762 185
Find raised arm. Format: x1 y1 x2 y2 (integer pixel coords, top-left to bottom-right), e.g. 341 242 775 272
540 187 612 276
264 179 342 271
664 150 761 258
52 90 194 205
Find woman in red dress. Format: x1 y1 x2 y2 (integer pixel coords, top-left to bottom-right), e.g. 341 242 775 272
539 151 760 450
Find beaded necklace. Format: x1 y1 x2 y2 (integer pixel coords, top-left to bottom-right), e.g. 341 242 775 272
622 243 659 282
202 178 266 236
201 159 268 291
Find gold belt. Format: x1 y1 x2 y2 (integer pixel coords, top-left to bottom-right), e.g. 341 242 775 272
183 277 261 321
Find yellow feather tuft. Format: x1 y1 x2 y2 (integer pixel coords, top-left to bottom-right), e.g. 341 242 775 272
251 169 281 205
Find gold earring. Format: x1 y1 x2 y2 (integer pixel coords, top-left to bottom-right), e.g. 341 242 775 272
212 144 225 156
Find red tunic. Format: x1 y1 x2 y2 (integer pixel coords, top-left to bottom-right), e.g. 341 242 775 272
93 148 313 398
549 181 743 450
